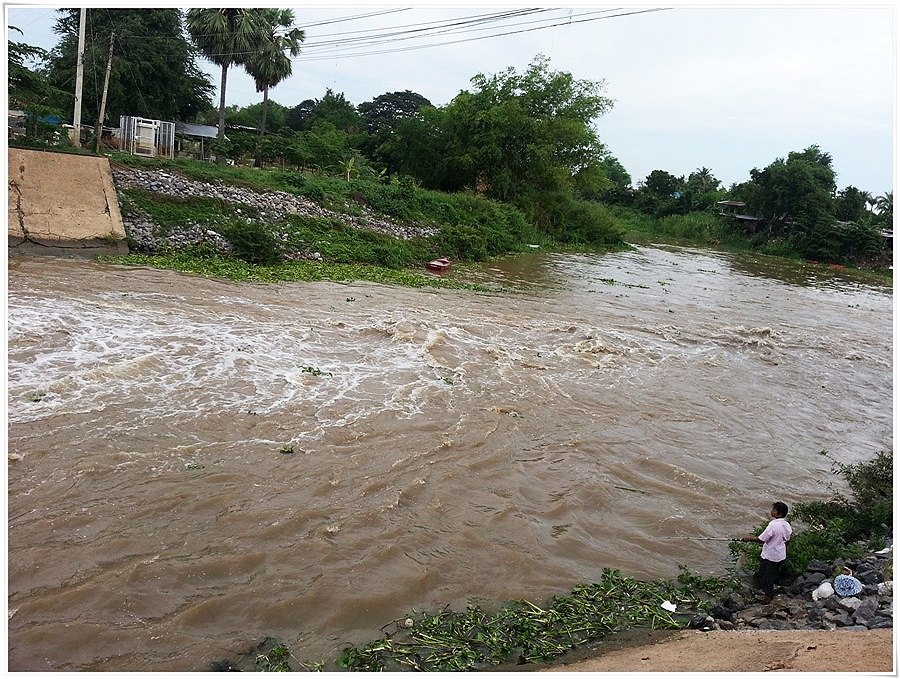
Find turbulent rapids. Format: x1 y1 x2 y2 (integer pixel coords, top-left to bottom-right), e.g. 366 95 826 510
7 245 891 670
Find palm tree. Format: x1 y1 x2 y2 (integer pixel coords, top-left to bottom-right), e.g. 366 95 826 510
185 8 268 141
689 166 718 192
242 8 304 167
874 191 893 227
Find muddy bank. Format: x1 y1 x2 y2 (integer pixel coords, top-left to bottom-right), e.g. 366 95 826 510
543 628 893 673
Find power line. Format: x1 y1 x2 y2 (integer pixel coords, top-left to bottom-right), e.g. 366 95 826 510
290 8 627 57
290 7 412 29
291 8 671 62
55 8 663 66
218 8 637 58
101 8 556 44
292 7 554 44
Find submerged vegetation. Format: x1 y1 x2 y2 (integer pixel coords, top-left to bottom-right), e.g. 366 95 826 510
335 568 731 671
102 248 495 292
235 567 733 672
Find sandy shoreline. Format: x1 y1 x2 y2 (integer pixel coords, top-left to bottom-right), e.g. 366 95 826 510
538 628 895 672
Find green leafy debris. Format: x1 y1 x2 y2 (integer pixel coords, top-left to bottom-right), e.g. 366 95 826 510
333 567 729 671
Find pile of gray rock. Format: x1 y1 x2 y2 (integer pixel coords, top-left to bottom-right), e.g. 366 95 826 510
111 165 437 256
692 548 893 632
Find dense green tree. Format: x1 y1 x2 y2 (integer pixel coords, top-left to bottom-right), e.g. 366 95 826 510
742 144 836 233
358 90 433 168
377 105 453 186
285 98 316 131
642 170 684 198
578 155 633 205
357 90 432 133
727 145 887 262
46 9 214 125
8 27 70 141
392 55 613 203
308 89 364 133
634 170 685 216
680 167 724 212
303 120 356 172
185 8 269 139
9 27 52 105
376 55 621 244
834 186 873 223
686 167 720 192
242 8 304 166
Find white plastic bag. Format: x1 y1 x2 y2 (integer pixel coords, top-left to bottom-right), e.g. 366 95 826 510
812 581 834 600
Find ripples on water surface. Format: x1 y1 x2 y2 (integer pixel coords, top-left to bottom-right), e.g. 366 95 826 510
7 246 892 670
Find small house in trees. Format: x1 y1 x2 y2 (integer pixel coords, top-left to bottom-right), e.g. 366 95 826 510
716 200 765 232
174 121 224 161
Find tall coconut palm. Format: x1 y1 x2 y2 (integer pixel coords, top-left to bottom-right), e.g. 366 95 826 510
688 166 719 192
243 9 304 167
185 8 268 141
874 191 893 227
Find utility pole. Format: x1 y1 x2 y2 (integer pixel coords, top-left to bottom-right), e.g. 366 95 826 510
93 31 114 154
71 8 86 146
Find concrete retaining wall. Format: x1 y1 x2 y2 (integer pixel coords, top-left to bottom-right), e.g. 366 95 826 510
8 148 128 255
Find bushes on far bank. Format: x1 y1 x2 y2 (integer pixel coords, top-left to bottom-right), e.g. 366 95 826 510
113 153 553 268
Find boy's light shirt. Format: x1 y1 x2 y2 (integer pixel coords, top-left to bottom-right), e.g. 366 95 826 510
758 517 792 562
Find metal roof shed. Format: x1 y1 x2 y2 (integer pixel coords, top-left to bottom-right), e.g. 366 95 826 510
174 122 227 161
174 122 226 140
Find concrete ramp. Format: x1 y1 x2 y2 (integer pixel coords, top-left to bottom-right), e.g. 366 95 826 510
8 148 128 255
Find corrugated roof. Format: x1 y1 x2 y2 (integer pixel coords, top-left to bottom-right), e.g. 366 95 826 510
174 121 224 139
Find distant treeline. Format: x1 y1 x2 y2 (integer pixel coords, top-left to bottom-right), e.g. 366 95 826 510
9 8 892 266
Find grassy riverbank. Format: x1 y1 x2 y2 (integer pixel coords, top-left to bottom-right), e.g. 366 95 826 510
103 154 890 291
614 206 892 286
103 250 496 292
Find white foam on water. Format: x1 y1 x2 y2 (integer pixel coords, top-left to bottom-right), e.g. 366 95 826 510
7 296 442 429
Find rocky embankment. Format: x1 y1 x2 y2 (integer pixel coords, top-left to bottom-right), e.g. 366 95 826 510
110 165 437 257
693 547 892 633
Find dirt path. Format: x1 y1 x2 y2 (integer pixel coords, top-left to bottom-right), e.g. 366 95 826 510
542 629 894 672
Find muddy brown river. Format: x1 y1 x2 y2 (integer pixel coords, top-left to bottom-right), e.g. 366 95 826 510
7 246 892 670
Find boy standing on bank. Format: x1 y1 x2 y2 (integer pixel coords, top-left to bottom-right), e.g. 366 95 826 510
740 501 792 599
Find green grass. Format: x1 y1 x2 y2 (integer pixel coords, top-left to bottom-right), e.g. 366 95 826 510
112 153 554 269
112 153 544 248
100 250 495 292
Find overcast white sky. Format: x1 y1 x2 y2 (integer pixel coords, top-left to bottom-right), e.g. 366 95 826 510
6 2 896 196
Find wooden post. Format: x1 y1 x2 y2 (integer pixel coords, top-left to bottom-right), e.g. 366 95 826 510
71 8 86 146
94 31 115 154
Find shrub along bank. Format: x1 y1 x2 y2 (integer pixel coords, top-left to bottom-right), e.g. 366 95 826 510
103 154 889 289
106 154 623 285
